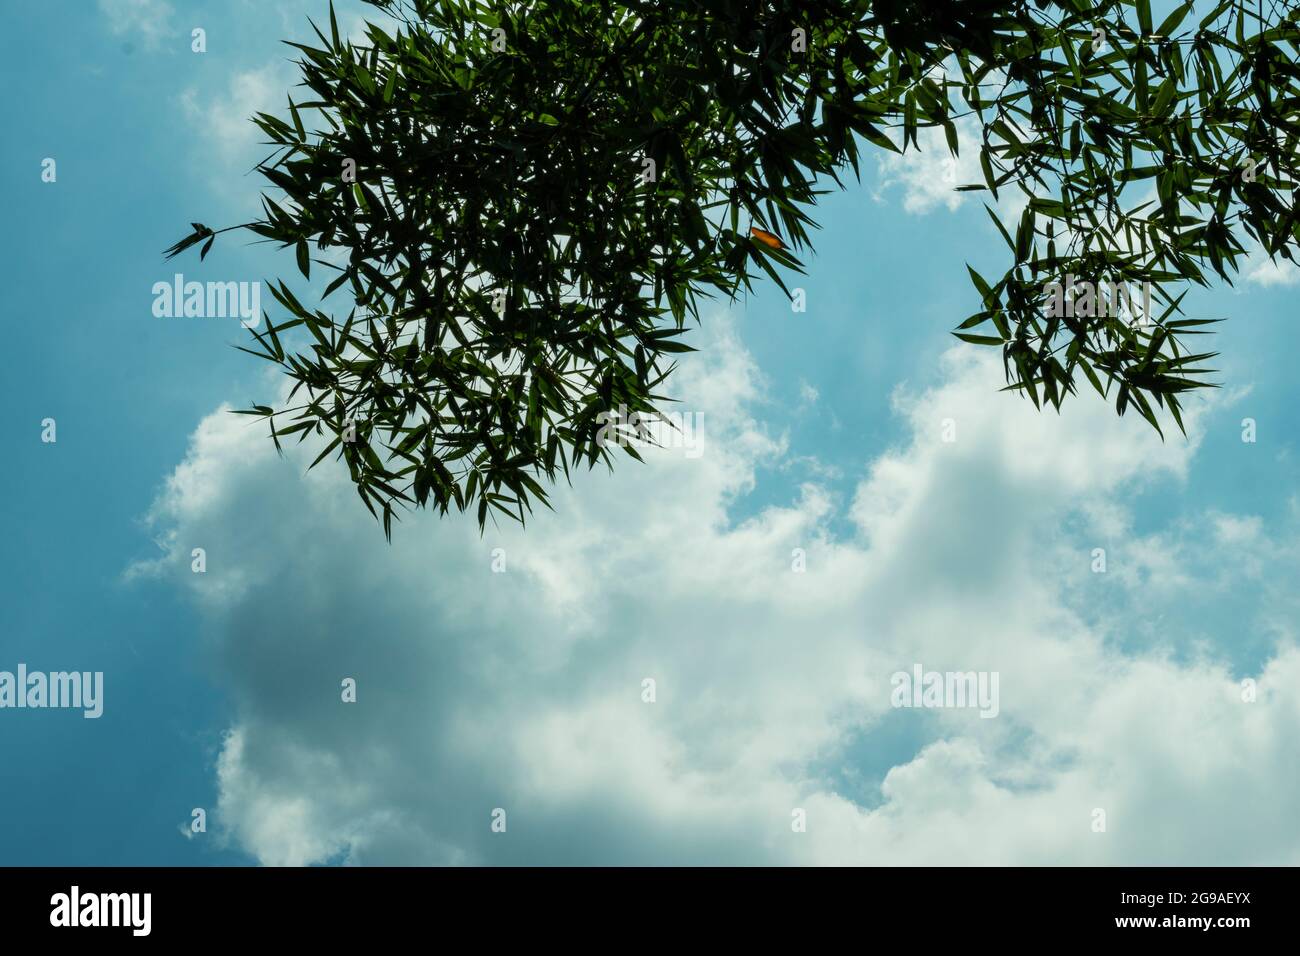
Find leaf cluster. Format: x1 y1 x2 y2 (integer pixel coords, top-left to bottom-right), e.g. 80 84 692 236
167 0 1300 530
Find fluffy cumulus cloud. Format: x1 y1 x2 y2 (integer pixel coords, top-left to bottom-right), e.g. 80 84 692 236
178 64 292 205
171 2 403 209
133 315 1300 866
98 0 174 49
1242 246 1300 287
873 113 1035 231
874 117 985 215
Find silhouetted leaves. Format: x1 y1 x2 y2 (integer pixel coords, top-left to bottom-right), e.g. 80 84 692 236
167 0 1300 532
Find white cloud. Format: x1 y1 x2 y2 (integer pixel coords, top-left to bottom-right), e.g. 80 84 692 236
1243 248 1300 287
172 1 405 209
135 312 1300 865
875 117 984 215
873 114 1033 233
178 65 294 206
797 380 819 408
99 0 174 50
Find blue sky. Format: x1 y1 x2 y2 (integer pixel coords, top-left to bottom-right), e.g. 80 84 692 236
2 0 1299 865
